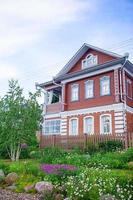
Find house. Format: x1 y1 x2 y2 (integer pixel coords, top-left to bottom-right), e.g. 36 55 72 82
38 43 133 142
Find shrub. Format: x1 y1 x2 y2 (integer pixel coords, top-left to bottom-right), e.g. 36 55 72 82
99 140 124 152
86 142 99 155
87 152 127 169
8 161 43 177
120 148 133 163
40 147 67 164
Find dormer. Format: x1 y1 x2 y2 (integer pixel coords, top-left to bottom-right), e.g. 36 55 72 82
82 53 98 69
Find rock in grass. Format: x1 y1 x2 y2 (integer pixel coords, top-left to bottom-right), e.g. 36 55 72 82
100 194 116 200
35 181 53 193
24 184 35 192
0 169 5 182
6 185 17 191
5 172 18 185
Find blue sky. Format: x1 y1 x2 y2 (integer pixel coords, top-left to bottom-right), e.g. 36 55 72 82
0 0 133 99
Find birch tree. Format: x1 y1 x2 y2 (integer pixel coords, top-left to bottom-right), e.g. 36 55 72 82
0 80 42 161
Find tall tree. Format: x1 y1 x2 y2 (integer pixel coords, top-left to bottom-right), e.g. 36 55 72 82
0 80 42 161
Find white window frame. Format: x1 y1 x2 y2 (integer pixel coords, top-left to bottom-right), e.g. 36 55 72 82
100 114 112 134
85 80 94 99
100 76 110 96
44 119 61 135
126 79 132 99
71 83 79 101
69 117 78 135
82 54 98 69
83 116 94 134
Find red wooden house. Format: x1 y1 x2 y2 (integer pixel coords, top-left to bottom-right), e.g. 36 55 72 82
38 43 133 147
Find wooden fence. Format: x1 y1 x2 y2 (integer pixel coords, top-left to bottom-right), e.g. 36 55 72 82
40 132 133 149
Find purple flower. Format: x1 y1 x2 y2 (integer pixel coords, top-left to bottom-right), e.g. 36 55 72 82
40 164 77 174
21 143 28 149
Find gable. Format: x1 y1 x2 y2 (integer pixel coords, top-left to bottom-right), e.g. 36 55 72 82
55 43 122 78
68 48 116 74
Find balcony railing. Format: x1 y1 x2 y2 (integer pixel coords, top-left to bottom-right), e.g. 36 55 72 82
45 102 62 114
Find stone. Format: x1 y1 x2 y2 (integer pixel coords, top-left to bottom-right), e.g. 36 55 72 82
100 194 116 200
6 185 17 191
55 193 63 200
24 184 35 192
0 169 5 182
35 181 53 193
5 172 18 185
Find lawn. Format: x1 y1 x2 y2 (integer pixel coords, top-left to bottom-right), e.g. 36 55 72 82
0 147 133 200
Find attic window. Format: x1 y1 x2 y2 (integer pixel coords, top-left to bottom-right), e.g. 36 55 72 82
82 54 98 69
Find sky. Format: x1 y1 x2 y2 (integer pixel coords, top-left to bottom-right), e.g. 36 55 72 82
0 0 133 101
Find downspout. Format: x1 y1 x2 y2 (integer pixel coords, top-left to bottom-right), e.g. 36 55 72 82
119 55 129 148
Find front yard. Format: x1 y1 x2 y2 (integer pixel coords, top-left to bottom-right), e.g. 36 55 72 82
0 147 133 200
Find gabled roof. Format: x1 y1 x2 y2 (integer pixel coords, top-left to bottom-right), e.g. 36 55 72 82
55 43 123 78
55 57 126 82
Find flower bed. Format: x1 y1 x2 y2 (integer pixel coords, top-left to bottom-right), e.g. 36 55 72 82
40 164 77 174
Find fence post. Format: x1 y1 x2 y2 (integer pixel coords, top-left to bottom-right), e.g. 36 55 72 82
84 133 88 150
53 134 56 147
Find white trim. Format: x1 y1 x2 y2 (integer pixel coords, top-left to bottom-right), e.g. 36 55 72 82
115 116 124 121
100 114 112 134
115 129 124 133
84 80 94 99
115 125 124 129
69 117 79 135
43 119 61 135
61 103 124 117
115 121 124 125
71 83 79 101
44 113 61 119
44 103 125 118
114 112 123 116
82 54 98 69
61 64 122 84
83 116 94 134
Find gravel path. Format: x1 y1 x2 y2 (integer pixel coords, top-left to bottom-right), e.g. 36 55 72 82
0 189 43 200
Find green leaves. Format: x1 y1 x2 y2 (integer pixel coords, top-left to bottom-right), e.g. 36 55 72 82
0 79 42 161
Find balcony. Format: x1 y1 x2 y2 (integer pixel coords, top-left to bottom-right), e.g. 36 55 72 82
45 102 62 114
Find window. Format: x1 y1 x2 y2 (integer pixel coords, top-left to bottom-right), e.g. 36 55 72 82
126 79 132 99
85 80 94 98
84 116 94 134
71 84 79 101
100 76 110 96
44 120 60 135
69 118 78 135
82 54 98 69
100 115 112 134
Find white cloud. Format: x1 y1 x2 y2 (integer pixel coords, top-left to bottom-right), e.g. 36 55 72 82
0 63 19 79
0 0 92 56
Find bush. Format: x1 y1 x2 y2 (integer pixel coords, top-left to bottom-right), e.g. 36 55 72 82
86 142 99 155
99 140 124 152
8 161 43 177
40 147 67 164
87 152 127 169
120 148 133 163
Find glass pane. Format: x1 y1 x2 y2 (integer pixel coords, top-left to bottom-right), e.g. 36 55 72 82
71 119 77 135
85 118 93 134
